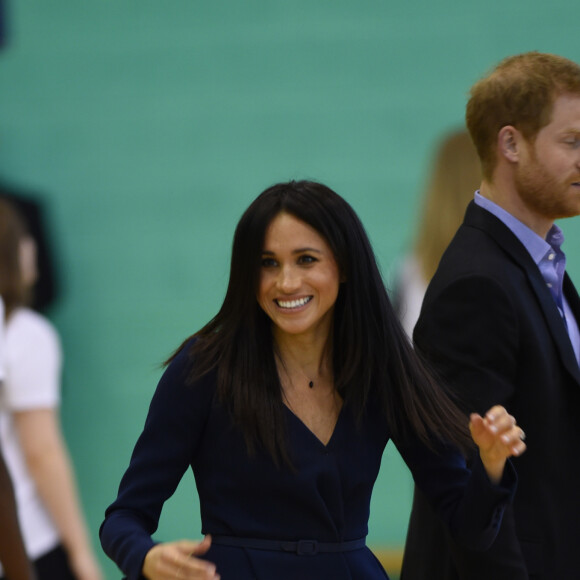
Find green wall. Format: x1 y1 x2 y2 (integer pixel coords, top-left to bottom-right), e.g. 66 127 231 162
1 2 579 577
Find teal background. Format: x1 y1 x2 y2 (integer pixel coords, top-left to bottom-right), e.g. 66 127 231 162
1 2 579 578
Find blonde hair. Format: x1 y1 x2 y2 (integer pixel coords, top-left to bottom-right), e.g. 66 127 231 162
414 130 481 282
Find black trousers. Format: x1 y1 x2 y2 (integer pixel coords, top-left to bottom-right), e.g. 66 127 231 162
1 545 76 580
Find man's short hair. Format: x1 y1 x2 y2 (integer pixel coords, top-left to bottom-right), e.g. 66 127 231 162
466 51 580 180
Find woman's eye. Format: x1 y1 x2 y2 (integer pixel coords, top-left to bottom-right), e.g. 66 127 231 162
261 257 277 268
298 255 317 264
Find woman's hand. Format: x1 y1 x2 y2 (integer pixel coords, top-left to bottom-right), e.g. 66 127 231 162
143 535 220 580
469 405 526 484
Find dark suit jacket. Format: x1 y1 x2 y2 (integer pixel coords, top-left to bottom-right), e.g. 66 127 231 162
400 201 580 580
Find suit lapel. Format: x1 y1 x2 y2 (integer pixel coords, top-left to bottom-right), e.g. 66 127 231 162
465 202 580 386
564 273 580 323
526 273 580 385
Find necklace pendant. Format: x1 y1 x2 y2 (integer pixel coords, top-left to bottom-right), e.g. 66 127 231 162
308 381 314 388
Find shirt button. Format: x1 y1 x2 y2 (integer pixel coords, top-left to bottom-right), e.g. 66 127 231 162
547 283 553 288
548 253 555 260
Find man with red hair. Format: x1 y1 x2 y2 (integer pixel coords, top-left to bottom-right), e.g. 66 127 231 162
402 52 580 579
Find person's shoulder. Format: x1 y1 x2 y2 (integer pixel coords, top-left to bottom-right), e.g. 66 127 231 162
161 336 216 389
166 336 197 371
6 307 60 349
153 337 218 412
439 221 513 278
7 307 57 333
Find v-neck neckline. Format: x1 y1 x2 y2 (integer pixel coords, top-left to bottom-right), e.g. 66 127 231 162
283 401 345 449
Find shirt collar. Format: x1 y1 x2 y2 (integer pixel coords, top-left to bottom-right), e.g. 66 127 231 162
474 191 563 267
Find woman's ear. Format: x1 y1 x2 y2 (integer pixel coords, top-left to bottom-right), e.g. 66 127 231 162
19 235 38 288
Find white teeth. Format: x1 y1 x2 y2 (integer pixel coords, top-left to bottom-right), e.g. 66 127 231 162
276 296 312 309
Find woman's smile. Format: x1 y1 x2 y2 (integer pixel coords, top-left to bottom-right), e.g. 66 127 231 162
258 212 340 340
275 296 313 309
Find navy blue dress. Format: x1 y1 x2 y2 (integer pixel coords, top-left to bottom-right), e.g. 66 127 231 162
100 345 515 580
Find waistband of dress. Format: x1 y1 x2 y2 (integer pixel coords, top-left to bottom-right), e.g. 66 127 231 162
211 535 366 555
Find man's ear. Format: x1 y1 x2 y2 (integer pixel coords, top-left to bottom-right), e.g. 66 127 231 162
497 125 521 163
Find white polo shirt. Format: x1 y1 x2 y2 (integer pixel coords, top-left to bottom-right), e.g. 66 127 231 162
0 306 62 563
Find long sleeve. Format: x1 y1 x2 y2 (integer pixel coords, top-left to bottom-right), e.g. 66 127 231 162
404 231 528 577
415 274 520 413
100 345 215 580
395 432 516 552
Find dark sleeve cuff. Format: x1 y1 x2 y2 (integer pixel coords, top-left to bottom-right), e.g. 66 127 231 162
452 453 518 551
99 512 155 580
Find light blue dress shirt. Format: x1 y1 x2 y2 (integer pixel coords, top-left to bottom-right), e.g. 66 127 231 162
474 191 580 366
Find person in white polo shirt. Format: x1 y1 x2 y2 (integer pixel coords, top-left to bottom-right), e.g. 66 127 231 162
0 296 37 580
0 199 102 580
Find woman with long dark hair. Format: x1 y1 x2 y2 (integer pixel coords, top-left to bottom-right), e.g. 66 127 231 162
100 180 525 580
